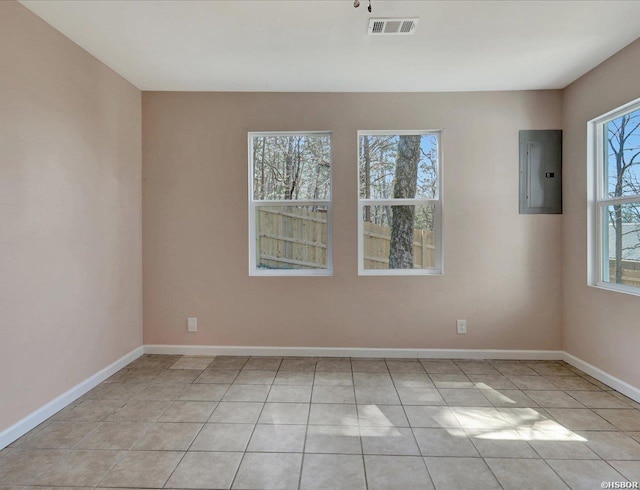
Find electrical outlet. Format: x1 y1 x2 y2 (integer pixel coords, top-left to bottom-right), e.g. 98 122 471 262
456 319 467 335
187 317 197 333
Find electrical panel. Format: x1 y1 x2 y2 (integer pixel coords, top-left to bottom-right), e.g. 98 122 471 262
519 130 562 214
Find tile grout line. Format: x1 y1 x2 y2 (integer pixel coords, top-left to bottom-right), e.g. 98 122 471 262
451 361 512 490
229 355 282 490
601 459 635 485
297 359 317 490
159 355 234 489
350 358 369 490
386 358 438 490
148 356 233 489
518 431 575 489
93 360 176 488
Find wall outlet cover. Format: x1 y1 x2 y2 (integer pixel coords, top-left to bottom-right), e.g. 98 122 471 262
187 317 197 333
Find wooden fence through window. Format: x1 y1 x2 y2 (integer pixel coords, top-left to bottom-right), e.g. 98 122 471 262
257 208 640 282
609 259 640 288
256 207 434 270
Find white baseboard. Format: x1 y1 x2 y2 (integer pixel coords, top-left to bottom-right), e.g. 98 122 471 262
146 345 640 402
144 344 563 360
0 346 144 451
563 352 640 404
3 344 637 451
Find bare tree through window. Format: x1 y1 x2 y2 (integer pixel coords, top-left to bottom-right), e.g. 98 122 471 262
605 108 640 285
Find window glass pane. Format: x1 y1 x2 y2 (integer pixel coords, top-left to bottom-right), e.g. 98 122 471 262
604 108 640 198
603 202 640 287
359 133 438 200
256 205 328 270
252 134 331 201
362 204 436 270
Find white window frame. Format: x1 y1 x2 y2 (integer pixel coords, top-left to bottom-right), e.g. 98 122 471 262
587 97 640 296
248 131 333 277
357 130 444 276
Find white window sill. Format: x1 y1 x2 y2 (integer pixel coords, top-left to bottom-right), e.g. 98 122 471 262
590 282 640 298
250 269 333 277
358 269 443 277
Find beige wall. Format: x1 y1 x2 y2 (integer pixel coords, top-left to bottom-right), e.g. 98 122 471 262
562 38 640 388
143 90 563 350
0 2 142 432
9 0 639 439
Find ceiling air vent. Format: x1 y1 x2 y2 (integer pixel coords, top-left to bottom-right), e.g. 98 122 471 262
368 18 419 36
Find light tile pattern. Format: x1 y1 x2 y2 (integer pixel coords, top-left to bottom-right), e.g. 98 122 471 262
2 354 639 489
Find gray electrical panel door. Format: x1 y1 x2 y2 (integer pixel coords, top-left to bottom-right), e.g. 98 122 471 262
519 130 562 214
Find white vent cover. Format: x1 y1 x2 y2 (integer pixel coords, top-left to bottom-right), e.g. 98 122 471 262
368 18 419 36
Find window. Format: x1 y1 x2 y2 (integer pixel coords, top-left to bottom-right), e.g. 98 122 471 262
588 98 640 295
249 132 332 276
358 131 443 275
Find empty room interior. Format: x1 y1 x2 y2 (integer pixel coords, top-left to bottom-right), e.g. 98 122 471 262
2 0 640 488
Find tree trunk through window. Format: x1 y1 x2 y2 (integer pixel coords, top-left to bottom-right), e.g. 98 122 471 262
390 135 421 268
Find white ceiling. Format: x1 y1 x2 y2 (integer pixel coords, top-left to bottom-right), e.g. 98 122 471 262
19 0 640 92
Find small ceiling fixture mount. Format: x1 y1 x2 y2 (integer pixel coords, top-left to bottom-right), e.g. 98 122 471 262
353 0 372 13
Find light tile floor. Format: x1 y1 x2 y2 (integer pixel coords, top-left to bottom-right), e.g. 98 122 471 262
2 356 640 489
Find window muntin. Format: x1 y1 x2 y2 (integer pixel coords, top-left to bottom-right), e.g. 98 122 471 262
249 132 332 276
358 131 443 275
589 100 640 294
